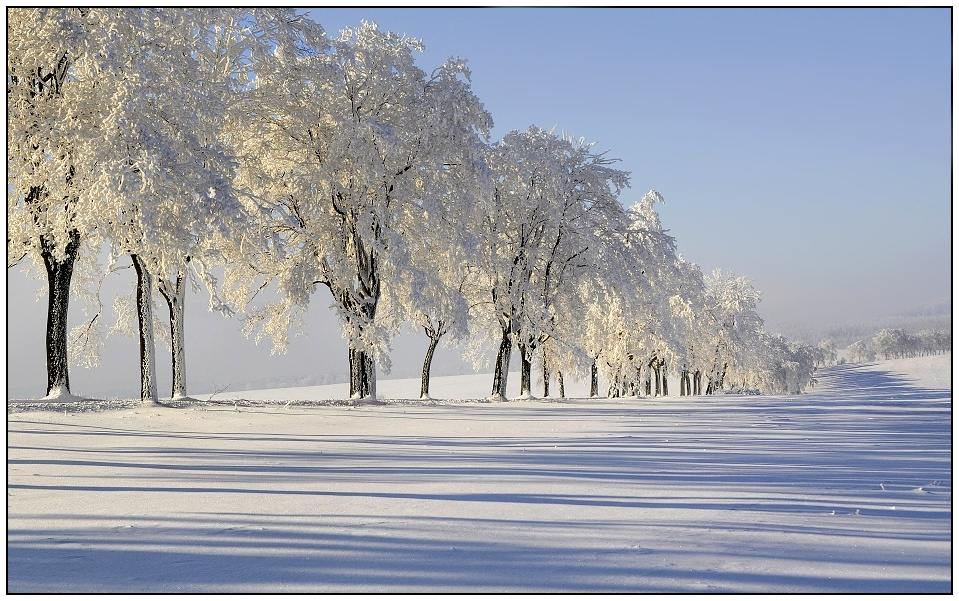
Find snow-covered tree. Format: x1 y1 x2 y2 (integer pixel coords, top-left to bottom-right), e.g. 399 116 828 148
472 127 629 399
101 9 259 402
225 20 491 399
847 339 876 363
817 339 838 367
699 270 764 394
394 206 476 399
873 328 909 360
7 8 215 399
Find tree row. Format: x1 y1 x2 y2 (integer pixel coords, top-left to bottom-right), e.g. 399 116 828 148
8 8 824 402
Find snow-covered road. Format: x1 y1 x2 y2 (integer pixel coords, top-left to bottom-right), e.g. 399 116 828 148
7 358 952 592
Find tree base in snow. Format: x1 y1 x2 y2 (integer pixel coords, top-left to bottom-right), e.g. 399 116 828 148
40 388 83 403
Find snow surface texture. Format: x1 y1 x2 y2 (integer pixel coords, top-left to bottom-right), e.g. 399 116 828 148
7 356 951 593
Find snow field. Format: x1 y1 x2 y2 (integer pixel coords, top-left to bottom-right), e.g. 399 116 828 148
7 356 951 592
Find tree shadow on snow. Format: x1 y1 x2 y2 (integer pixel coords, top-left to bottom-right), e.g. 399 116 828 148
6 361 952 592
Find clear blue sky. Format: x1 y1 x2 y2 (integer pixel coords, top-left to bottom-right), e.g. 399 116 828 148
312 7 951 327
8 8 951 398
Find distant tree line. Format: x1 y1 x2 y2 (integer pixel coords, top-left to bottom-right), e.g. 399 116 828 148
847 329 951 363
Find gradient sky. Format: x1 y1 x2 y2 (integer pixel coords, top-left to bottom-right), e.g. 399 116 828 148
8 8 951 399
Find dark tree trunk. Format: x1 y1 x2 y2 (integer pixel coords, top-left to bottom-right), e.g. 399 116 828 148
158 260 189 399
542 349 550 397
348 347 375 399
167 281 186 398
660 361 668 396
349 347 358 397
39 230 80 397
131 254 158 403
558 371 565 398
349 347 366 398
365 350 376 399
653 364 661 397
492 326 511 398
589 361 599 397
420 335 441 399
519 343 533 397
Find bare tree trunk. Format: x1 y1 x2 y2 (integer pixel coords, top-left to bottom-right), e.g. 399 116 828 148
519 343 533 397
167 278 186 399
420 335 441 399
558 371 565 398
349 347 357 397
542 349 550 397
349 347 365 398
589 360 599 397
131 254 158 403
39 230 80 398
365 351 376 399
661 361 668 396
348 347 375 399
158 260 189 399
492 326 511 398
653 362 661 397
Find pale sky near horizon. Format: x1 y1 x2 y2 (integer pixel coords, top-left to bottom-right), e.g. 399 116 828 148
7 8 951 399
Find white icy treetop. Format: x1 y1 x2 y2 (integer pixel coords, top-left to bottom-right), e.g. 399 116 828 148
222 19 492 358
470 127 629 353
8 7 149 264
701 268 764 374
8 7 253 283
583 189 689 383
104 10 249 276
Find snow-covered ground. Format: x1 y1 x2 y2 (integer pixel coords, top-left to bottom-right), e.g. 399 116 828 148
7 356 951 592
196 371 528 402
868 353 951 391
